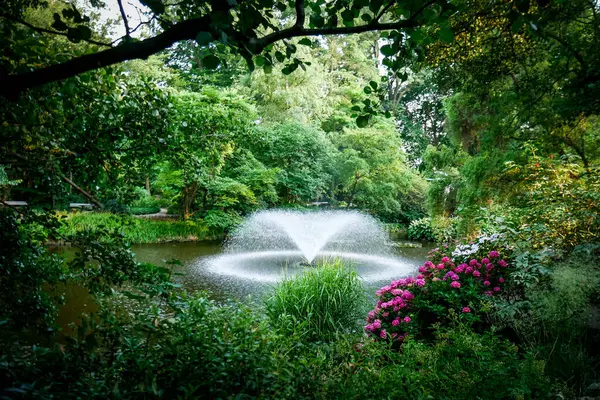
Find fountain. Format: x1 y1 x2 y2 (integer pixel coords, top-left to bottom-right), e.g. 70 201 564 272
203 210 419 283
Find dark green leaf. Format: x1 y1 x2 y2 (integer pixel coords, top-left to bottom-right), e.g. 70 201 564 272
369 80 378 90
356 115 369 128
202 54 220 69
195 32 212 46
341 9 354 22
515 0 530 13
438 26 454 43
298 38 312 46
380 44 396 57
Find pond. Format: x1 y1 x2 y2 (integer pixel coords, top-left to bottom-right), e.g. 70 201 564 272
52 240 434 332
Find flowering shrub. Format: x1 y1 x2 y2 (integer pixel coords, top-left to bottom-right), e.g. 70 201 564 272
365 247 512 344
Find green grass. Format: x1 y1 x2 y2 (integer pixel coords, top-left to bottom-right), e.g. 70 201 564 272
58 212 220 243
265 259 366 341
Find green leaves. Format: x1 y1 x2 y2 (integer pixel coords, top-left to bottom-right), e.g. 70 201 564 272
438 26 454 43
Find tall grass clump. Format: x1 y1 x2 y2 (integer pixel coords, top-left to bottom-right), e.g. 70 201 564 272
265 259 366 341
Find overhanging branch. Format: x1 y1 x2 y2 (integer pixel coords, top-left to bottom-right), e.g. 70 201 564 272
0 0 435 97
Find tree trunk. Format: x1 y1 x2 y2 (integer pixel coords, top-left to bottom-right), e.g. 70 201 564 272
183 182 198 220
145 175 151 196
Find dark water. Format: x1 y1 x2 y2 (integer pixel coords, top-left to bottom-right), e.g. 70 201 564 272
52 241 433 332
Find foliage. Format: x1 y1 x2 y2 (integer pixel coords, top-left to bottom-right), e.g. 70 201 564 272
491 244 600 396
60 212 218 243
265 259 366 342
366 247 512 343
129 206 161 215
407 217 435 241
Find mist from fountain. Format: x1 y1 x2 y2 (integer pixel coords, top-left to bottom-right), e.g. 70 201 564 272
225 210 389 262
204 209 418 283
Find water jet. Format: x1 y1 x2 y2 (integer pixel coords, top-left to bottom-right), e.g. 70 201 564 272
204 210 418 283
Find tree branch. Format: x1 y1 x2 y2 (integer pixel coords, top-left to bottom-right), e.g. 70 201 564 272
0 14 112 48
1 0 434 97
295 0 306 28
251 19 421 53
1 15 211 97
116 0 131 37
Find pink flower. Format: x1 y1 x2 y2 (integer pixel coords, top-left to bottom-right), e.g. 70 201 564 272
432 277 441 282
441 256 450 263
469 259 478 266
465 267 474 274
415 278 426 287
451 274 460 281
472 270 481 277
437 263 445 270
481 257 490 264
373 320 382 329
454 265 465 273
402 316 411 323
486 263 494 271
418 266 427 273
493 286 501 292
382 312 389 317
498 259 507 267
417 274 424 279
483 280 491 286
365 324 374 331
489 251 500 258
462 307 471 313
401 291 414 300
450 281 461 289
391 289 403 295
485 291 493 296
424 261 434 268
380 329 387 339
498 277 504 283
392 319 400 326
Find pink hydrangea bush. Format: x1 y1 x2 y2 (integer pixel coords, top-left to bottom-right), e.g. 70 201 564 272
365 247 512 344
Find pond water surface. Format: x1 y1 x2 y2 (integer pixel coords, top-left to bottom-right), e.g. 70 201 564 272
53 241 433 332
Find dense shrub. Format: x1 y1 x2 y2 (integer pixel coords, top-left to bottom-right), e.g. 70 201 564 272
265 259 366 341
366 247 512 343
129 206 161 215
407 217 435 241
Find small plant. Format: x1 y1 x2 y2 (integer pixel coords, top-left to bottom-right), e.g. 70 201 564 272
265 259 365 341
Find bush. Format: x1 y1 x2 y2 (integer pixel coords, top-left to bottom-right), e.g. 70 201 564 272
129 206 161 215
407 217 435 241
431 215 459 244
327 325 552 399
265 259 366 341
492 244 600 395
365 247 512 343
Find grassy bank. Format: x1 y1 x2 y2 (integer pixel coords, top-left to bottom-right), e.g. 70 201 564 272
58 212 221 243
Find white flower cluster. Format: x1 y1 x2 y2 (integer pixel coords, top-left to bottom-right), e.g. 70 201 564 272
452 233 503 258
